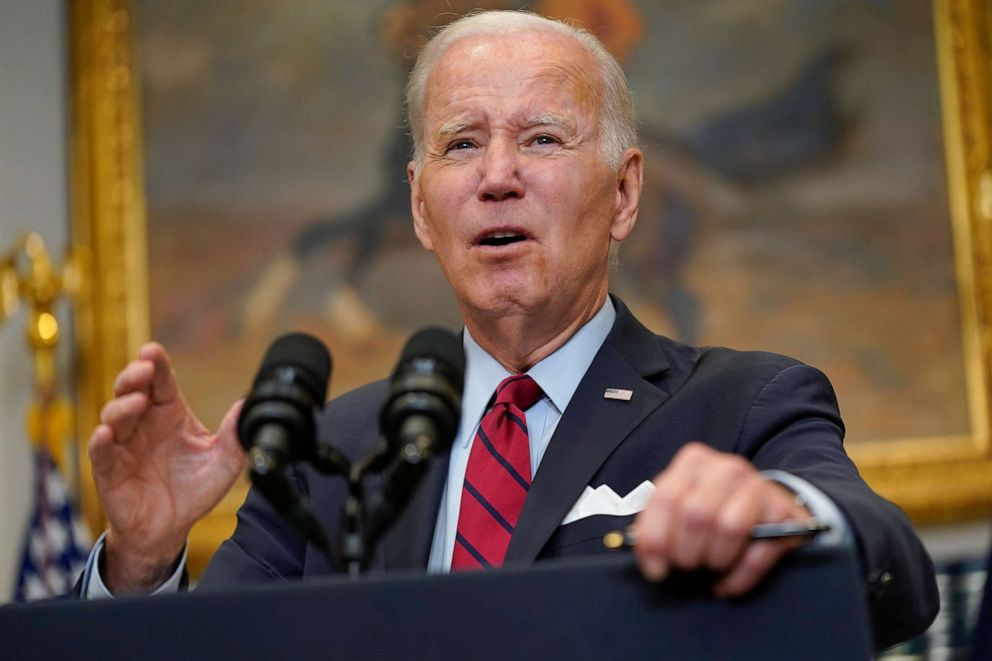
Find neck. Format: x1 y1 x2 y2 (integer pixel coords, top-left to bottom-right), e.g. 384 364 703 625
463 290 608 374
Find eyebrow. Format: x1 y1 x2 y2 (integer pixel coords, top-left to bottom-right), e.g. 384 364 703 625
436 119 476 140
522 113 576 134
434 113 577 141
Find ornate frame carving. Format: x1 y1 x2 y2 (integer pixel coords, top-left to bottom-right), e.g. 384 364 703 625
847 0 992 521
69 0 992 572
70 0 149 538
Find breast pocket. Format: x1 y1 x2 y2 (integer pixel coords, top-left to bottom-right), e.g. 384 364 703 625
538 513 638 559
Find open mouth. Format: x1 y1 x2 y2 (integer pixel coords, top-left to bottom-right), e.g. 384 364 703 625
478 231 528 247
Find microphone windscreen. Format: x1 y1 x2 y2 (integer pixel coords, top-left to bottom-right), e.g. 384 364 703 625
257 332 333 402
397 326 465 385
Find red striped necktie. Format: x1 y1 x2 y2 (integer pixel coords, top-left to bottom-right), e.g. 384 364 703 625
451 374 544 570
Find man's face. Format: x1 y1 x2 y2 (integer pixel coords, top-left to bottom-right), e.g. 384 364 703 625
409 31 641 326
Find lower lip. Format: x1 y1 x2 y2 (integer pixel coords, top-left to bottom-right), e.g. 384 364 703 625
472 239 532 254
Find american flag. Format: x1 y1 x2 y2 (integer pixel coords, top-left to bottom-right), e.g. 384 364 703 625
15 448 90 601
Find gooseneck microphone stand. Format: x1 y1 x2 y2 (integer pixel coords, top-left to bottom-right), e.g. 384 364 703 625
309 420 448 577
309 440 388 577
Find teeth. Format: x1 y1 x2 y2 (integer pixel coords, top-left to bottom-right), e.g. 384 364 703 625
479 230 527 247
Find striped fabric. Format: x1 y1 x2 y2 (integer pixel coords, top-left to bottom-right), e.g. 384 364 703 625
452 375 543 570
15 448 90 601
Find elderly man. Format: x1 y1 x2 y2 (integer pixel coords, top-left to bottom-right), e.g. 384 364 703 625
81 10 937 649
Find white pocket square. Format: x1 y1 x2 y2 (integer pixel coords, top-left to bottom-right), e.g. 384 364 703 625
561 481 655 525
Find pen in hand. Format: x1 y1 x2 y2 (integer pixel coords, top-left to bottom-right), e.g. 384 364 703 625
602 519 831 550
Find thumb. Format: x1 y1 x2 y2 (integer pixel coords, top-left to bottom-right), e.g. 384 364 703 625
217 399 247 470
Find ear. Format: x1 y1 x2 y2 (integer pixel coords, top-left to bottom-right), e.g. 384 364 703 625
408 161 434 252
609 147 643 243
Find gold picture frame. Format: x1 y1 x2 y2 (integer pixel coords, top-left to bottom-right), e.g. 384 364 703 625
69 0 992 574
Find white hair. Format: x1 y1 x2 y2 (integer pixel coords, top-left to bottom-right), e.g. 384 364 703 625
406 10 637 175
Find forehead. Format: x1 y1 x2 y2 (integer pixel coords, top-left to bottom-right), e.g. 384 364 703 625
423 32 602 129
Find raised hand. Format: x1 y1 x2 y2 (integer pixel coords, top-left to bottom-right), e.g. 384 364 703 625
632 442 811 597
88 342 246 593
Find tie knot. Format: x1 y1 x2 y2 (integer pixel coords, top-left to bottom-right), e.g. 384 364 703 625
493 374 543 411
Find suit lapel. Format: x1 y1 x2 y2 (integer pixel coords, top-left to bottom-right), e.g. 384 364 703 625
381 449 449 570
505 298 672 564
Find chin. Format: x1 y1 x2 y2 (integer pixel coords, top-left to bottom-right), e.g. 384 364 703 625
464 287 536 318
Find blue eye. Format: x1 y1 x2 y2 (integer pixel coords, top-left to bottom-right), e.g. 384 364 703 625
448 140 475 151
532 134 560 146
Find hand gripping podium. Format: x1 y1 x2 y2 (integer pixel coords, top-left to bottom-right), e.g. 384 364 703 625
0 548 872 660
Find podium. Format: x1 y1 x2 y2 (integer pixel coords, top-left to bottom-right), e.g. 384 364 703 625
0 548 872 660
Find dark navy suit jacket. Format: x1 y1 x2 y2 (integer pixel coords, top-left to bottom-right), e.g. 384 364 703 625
201 297 938 649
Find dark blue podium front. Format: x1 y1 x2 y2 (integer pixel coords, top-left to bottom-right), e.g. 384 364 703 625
0 548 872 660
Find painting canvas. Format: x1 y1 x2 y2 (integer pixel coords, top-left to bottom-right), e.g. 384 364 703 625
133 0 965 446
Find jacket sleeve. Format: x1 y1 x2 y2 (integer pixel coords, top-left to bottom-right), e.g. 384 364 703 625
738 362 939 650
197 466 313 588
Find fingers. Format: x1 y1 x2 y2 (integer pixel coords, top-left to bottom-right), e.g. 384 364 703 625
669 453 754 570
109 341 178 409
633 442 813 597
704 476 767 571
216 399 248 474
99 390 150 441
137 342 180 405
713 536 805 598
112 359 154 398
217 399 244 443
88 423 116 465
632 448 698 580
635 443 751 578
98 343 175 450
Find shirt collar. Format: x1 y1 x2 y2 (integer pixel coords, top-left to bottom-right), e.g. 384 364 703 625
458 297 616 447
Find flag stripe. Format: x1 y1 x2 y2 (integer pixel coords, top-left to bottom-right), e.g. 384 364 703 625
16 449 90 602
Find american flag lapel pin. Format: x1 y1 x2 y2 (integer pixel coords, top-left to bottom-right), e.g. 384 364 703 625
603 387 633 401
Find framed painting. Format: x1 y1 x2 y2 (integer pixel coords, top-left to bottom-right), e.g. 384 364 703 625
70 0 992 573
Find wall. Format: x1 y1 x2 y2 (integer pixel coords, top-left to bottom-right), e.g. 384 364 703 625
0 0 68 601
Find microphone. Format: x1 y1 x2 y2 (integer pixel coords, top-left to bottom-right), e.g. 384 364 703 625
237 332 332 477
368 327 464 544
237 332 333 551
380 326 465 455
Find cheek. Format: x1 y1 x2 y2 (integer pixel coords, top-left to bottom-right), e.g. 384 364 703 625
423 174 476 229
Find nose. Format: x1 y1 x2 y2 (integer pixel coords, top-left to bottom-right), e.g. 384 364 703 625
477 139 524 201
